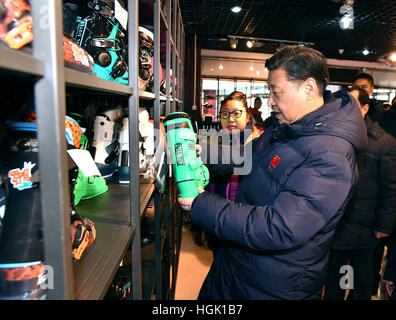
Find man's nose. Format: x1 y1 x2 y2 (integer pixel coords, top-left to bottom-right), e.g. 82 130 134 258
268 95 275 108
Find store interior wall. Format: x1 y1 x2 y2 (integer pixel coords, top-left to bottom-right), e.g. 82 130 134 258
183 34 202 125
201 50 396 88
198 48 396 121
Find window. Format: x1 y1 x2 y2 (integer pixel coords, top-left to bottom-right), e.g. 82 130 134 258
236 80 251 101
218 79 235 99
202 79 219 119
373 88 396 103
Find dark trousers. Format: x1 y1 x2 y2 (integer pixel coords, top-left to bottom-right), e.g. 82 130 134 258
324 248 375 300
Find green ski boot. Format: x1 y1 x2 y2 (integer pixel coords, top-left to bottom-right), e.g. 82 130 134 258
71 168 108 206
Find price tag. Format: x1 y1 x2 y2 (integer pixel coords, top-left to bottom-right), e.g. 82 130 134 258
67 149 102 177
115 0 128 30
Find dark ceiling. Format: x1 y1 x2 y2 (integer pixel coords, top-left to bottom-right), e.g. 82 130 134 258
179 0 396 62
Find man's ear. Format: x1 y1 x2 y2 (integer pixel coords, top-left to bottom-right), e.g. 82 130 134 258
362 103 369 117
303 78 317 100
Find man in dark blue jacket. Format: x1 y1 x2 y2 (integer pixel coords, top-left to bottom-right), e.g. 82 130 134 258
179 46 368 299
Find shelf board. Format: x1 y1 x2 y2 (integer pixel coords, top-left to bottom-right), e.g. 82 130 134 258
140 178 156 218
71 178 154 300
160 94 171 101
139 90 156 100
72 183 133 300
65 67 132 95
141 242 156 300
0 46 44 77
74 222 134 300
159 95 182 104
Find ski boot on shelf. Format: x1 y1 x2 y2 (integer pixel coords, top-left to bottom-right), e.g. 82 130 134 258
116 109 153 183
0 0 33 50
65 116 97 260
0 121 47 299
70 205 96 261
63 34 94 73
71 0 129 85
139 109 154 156
138 26 154 92
66 113 108 205
69 166 108 206
65 116 97 261
65 115 85 149
66 111 94 150
117 115 129 184
90 108 121 178
0 179 5 235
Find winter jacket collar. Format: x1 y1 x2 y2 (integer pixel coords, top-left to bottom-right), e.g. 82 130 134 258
270 90 367 153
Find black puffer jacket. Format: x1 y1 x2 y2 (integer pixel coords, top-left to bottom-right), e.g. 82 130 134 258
332 116 396 250
191 91 367 299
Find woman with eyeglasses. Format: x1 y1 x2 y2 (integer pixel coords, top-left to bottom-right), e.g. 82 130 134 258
218 91 264 139
191 91 264 255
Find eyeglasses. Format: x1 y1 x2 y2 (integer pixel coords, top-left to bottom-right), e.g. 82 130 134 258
219 110 245 119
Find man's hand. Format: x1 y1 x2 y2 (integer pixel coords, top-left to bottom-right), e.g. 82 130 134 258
178 196 196 211
177 185 205 211
375 231 390 239
196 144 202 155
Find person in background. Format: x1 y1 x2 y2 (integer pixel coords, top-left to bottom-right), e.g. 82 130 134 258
353 73 396 297
179 45 367 299
254 96 262 110
353 76 395 295
324 86 396 300
353 72 384 122
248 97 266 132
377 96 396 140
191 91 262 255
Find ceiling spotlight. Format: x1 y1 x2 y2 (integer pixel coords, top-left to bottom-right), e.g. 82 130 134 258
340 14 353 29
246 40 253 48
219 64 224 70
377 52 396 65
229 37 238 49
249 65 254 71
231 4 241 13
339 4 354 29
362 49 370 56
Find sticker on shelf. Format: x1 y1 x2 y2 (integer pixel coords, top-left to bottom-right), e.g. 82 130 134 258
115 0 128 31
8 161 36 191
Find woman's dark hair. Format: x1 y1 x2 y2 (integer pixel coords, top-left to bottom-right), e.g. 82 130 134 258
265 45 329 95
220 91 248 111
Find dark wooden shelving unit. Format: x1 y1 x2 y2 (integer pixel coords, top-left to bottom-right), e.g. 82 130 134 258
0 0 184 300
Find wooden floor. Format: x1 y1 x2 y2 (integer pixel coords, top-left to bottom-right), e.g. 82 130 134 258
175 224 213 300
